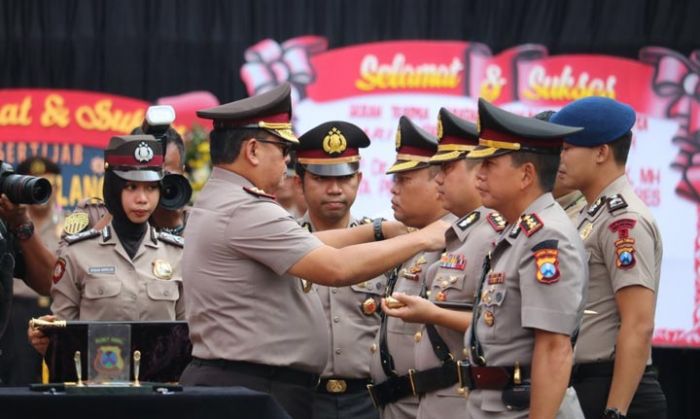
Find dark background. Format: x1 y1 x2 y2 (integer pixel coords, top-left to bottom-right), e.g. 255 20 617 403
1 0 698 417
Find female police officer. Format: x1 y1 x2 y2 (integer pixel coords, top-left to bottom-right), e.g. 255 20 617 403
29 135 184 353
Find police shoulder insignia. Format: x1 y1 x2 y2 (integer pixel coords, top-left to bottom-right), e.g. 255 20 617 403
587 196 606 216
531 239 560 284
243 186 276 200
457 211 480 231
158 231 184 248
63 212 90 235
64 228 100 245
486 212 506 232
607 194 628 213
520 213 543 237
52 257 66 284
609 218 637 269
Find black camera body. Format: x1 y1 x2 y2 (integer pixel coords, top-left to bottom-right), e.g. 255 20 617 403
0 162 52 205
141 106 192 210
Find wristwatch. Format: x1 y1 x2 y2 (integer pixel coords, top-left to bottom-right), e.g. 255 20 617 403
13 221 35 241
602 408 626 419
372 218 385 241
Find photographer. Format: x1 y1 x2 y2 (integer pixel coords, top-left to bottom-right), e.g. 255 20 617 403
0 162 58 384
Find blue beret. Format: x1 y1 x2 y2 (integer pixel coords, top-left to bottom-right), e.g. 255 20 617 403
550 97 636 147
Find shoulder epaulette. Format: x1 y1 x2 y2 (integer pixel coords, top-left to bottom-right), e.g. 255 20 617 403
587 196 606 217
301 221 313 232
158 231 184 248
520 213 544 237
64 228 100 245
243 186 276 200
606 194 628 213
486 212 506 232
457 211 480 231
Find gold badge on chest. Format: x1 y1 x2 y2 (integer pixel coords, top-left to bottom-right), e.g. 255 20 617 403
580 222 593 240
152 259 173 280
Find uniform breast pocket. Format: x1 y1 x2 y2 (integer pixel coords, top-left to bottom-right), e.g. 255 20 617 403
146 280 180 302
478 283 508 342
431 271 468 303
84 278 122 300
351 277 386 317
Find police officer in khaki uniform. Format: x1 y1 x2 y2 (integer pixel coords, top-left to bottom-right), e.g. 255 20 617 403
28 135 185 354
552 97 667 419
461 99 587 419
368 116 455 419
382 109 505 419
179 83 448 419
533 111 586 223
294 121 384 419
51 135 185 321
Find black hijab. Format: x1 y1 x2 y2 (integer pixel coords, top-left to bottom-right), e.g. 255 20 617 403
103 171 150 260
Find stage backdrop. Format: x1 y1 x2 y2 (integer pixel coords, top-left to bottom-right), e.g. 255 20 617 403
241 37 700 348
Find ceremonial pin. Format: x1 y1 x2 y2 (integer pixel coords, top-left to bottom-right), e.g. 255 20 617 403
133 350 141 386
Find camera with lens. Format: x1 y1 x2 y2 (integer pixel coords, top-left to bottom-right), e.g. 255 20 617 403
0 161 52 205
140 105 192 210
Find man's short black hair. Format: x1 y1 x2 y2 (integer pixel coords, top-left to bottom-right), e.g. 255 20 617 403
510 151 560 192
608 131 632 165
209 128 267 165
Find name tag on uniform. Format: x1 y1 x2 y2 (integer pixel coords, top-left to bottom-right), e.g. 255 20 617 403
88 266 116 274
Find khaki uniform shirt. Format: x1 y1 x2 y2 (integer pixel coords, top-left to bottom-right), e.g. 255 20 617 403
51 223 185 321
465 193 587 416
574 176 662 364
300 214 387 379
415 207 503 419
14 212 63 299
556 191 587 224
183 168 328 374
370 213 457 419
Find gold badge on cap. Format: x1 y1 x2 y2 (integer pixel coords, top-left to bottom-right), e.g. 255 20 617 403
395 129 402 149
322 127 347 155
152 259 173 280
437 117 443 140
361 297 378 316
63 212 90 235
30 160 46 176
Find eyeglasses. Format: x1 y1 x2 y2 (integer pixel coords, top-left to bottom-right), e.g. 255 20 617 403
256 139 293 157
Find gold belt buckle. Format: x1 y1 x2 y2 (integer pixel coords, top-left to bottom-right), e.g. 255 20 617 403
326 379 347 393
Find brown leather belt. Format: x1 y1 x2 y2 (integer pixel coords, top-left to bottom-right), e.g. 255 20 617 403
457 361 531 390
317 377 372 394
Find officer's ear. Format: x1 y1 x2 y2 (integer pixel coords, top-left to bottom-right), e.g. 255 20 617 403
242 138 261 166
520 162 536 190
596 144 611 164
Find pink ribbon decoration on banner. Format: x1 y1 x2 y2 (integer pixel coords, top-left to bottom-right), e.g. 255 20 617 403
641 47 700 203
240 36 328 103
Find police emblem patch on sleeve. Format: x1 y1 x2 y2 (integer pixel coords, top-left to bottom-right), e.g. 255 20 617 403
52 258 66 284
609 218 637 269
531 240 560 284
